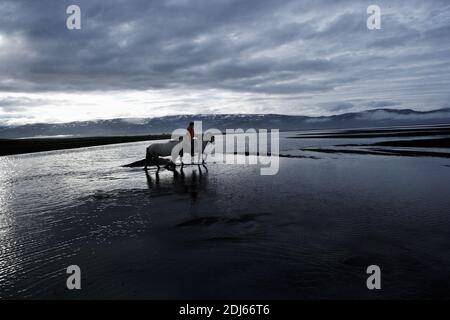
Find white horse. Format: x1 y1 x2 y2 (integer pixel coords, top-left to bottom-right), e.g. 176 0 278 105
144 134 215 170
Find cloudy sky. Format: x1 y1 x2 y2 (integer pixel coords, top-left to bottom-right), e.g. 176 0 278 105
0 0 449 125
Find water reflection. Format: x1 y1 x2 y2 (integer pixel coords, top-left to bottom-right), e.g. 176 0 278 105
145 164 209 204
2 131 450 299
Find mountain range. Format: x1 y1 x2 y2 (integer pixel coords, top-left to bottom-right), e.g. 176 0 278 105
1 108 450 139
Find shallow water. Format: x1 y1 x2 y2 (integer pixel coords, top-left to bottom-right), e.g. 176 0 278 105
1 132 450 299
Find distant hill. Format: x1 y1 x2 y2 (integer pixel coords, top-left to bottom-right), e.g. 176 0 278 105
1 108 450 139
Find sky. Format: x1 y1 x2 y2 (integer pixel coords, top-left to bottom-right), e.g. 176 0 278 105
0 0 449 125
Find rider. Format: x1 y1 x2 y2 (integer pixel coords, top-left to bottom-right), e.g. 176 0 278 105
187 122 195 157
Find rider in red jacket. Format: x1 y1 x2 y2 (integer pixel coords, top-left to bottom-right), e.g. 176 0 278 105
187 122 194 156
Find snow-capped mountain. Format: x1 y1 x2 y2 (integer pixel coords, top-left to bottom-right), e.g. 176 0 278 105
1 108 450 139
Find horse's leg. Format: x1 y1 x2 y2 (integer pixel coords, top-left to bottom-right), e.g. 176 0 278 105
145 169 152 188
201 150 208 169
164 161 176 172
202 149 209 165
178 148 184 168
170 162 178 175
144 149 150 170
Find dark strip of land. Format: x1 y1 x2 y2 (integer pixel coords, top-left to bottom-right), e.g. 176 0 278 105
339 137 450 148
303 147 450 158
289 126 450 139
0 134 171 156
302 137 450 158
123 153 318 167
372 137 450 148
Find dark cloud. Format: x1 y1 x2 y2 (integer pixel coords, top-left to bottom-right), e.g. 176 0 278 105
325 102 355 112
0 97 52 112
0 0 449 122
320 100 403 114
365 101 401 109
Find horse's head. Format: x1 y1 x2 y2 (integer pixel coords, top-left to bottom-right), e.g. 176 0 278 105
202 133 215 151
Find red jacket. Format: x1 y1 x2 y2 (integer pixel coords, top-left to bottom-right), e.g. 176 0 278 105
187 127 194 139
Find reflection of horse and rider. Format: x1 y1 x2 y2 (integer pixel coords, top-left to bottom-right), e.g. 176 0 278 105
144 122 215 171
144 155 208 204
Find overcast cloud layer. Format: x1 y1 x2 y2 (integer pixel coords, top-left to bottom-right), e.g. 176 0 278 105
0 0 449 125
